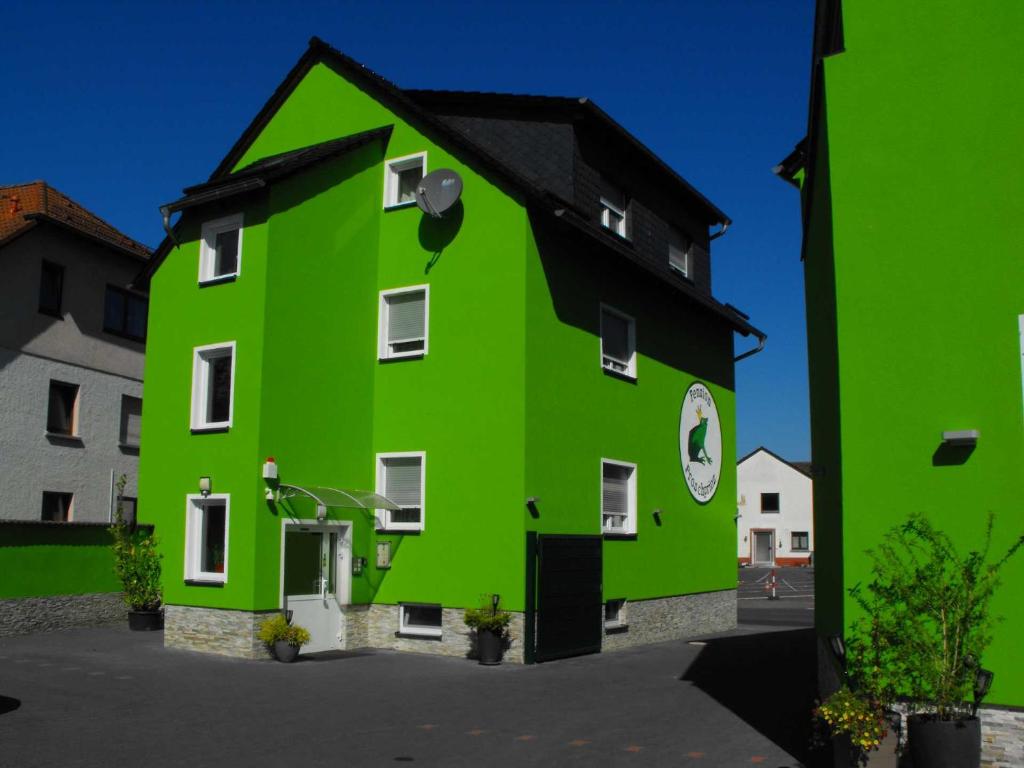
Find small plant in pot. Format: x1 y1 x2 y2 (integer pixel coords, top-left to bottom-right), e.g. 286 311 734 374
845 512 1023 768
109 476 163 630
258 613 311 663
464 595 512 665
814 686 893 767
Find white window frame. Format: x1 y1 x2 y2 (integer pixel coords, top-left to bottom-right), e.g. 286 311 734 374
604 598 627 629
600 304 637 379
46 379 81 437
41 491 74 522
601 458 637 535
791 531 810 552
375 451 426 532
600 193 628 238
378 285 430 360
383 152 427 209
668 228 691 278
184 494 230 584
198 214 244 284
398 603 442 638
190 341 236 431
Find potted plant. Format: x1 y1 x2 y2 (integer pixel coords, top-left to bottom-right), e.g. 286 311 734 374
814 686 894 767
258 613 312 663
464 595 512 665
109 476 163 630
844 512 1023 768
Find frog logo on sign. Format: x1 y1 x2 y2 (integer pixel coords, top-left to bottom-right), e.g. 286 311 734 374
679 381 722 504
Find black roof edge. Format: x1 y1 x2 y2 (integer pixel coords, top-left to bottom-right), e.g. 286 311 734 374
772 138 807 189
736 445 813 478
23 213 152 263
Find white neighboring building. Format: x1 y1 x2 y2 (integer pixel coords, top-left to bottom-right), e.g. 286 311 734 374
0 182 149 522
737 447 813 566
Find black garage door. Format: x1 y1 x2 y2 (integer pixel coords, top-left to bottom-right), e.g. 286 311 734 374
528 534 602 663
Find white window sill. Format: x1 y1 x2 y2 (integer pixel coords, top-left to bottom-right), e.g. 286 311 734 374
395 630 442 640
384 200 419 211
190 423 231 434
185 575 226 586
379 352 425 362
603 530 637 539
198 273 239 287
602 365 637 383
377 527 423 534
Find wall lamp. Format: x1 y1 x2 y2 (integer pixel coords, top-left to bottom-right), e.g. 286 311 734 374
199 476 211 497
942 430 979 446
828 634 846 666
526 497 540 518
652 508 664 525
973 668 994 715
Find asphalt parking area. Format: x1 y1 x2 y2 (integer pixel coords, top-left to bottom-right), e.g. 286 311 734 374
738 566 815 628
0 624 815 768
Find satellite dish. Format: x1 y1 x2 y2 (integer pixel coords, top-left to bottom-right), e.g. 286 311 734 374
415 169 463 218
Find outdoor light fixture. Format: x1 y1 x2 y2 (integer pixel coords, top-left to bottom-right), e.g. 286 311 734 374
491 593 501 613
526 497 540 518
828 634 846 665
973 668 994 715
652 508 664 525
199 476 211 497
942 429 979 446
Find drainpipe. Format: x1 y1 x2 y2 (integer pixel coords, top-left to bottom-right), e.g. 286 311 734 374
709 220 730 241
160 205 179 248
108 469 115 523
734 331 767 363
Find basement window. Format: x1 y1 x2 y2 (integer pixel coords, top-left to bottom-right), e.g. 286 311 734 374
605 598 627 629
383 152 426 209
600 304 636 379
47 380 80 437
761 493 780 513
602 459 637 535
379 286 428 360
399 603 442 638
41 491 73 522
190 342 235 431
199 214 243 283
185 494 229 583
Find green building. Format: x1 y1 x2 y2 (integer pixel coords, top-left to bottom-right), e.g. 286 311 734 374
136 38 763 663
778 0 1024 753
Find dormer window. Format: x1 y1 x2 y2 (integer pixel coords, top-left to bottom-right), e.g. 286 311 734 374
384 152 427 209
668 228 692 278
600 182 628 238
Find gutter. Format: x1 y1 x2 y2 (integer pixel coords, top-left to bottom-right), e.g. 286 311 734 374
734 331 766 363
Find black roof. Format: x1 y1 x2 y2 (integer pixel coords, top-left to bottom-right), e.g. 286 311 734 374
138 38 762 339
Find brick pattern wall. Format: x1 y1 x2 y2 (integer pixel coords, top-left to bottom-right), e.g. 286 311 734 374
366 605 527 664
601 589 737 652
0 592 125 637
981 707 1024 768
164 605 276 659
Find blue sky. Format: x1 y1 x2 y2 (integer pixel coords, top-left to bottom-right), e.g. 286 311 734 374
2 1 814 460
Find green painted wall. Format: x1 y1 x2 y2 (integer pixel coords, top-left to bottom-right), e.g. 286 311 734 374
0 524 123 598
524 218 738 600
804 2 1024 705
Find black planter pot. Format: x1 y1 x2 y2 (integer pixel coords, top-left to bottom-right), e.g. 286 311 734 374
908 715 981 768
127 609 163 631
273 640 300 663
477 629 503 666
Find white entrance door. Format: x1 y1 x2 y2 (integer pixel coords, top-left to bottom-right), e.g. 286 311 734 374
753 531 774 565
282 523 350 653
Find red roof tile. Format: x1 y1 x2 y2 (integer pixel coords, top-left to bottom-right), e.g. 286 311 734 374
0 181 151 259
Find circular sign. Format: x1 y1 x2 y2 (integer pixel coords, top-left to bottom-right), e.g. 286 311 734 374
679 381 722 504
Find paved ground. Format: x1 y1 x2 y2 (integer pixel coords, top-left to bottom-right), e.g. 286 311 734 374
0 620 818 768
737 566 815 628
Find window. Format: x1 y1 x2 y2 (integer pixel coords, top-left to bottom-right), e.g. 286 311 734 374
605 598 627 629
120 395 142 448
379 286 428 360
668 228 692 278
399 603 442 637
103 286 148 341
198 214 243 283
383 152 427 209
46 380 80 436
39 261 64 317
190 342 235 431
117 496 137 526
792 532 810 552
185 494 229 583
600 305 636 379
41 492 73 522
376 452 425 531
600 182 628 238
761 493 780 513
602 459 637 535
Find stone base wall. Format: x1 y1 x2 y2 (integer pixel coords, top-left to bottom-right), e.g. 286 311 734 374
981 707 1024 768
366 605 526 664
164 605 277 659
0 592 126 637
602 589 737 652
